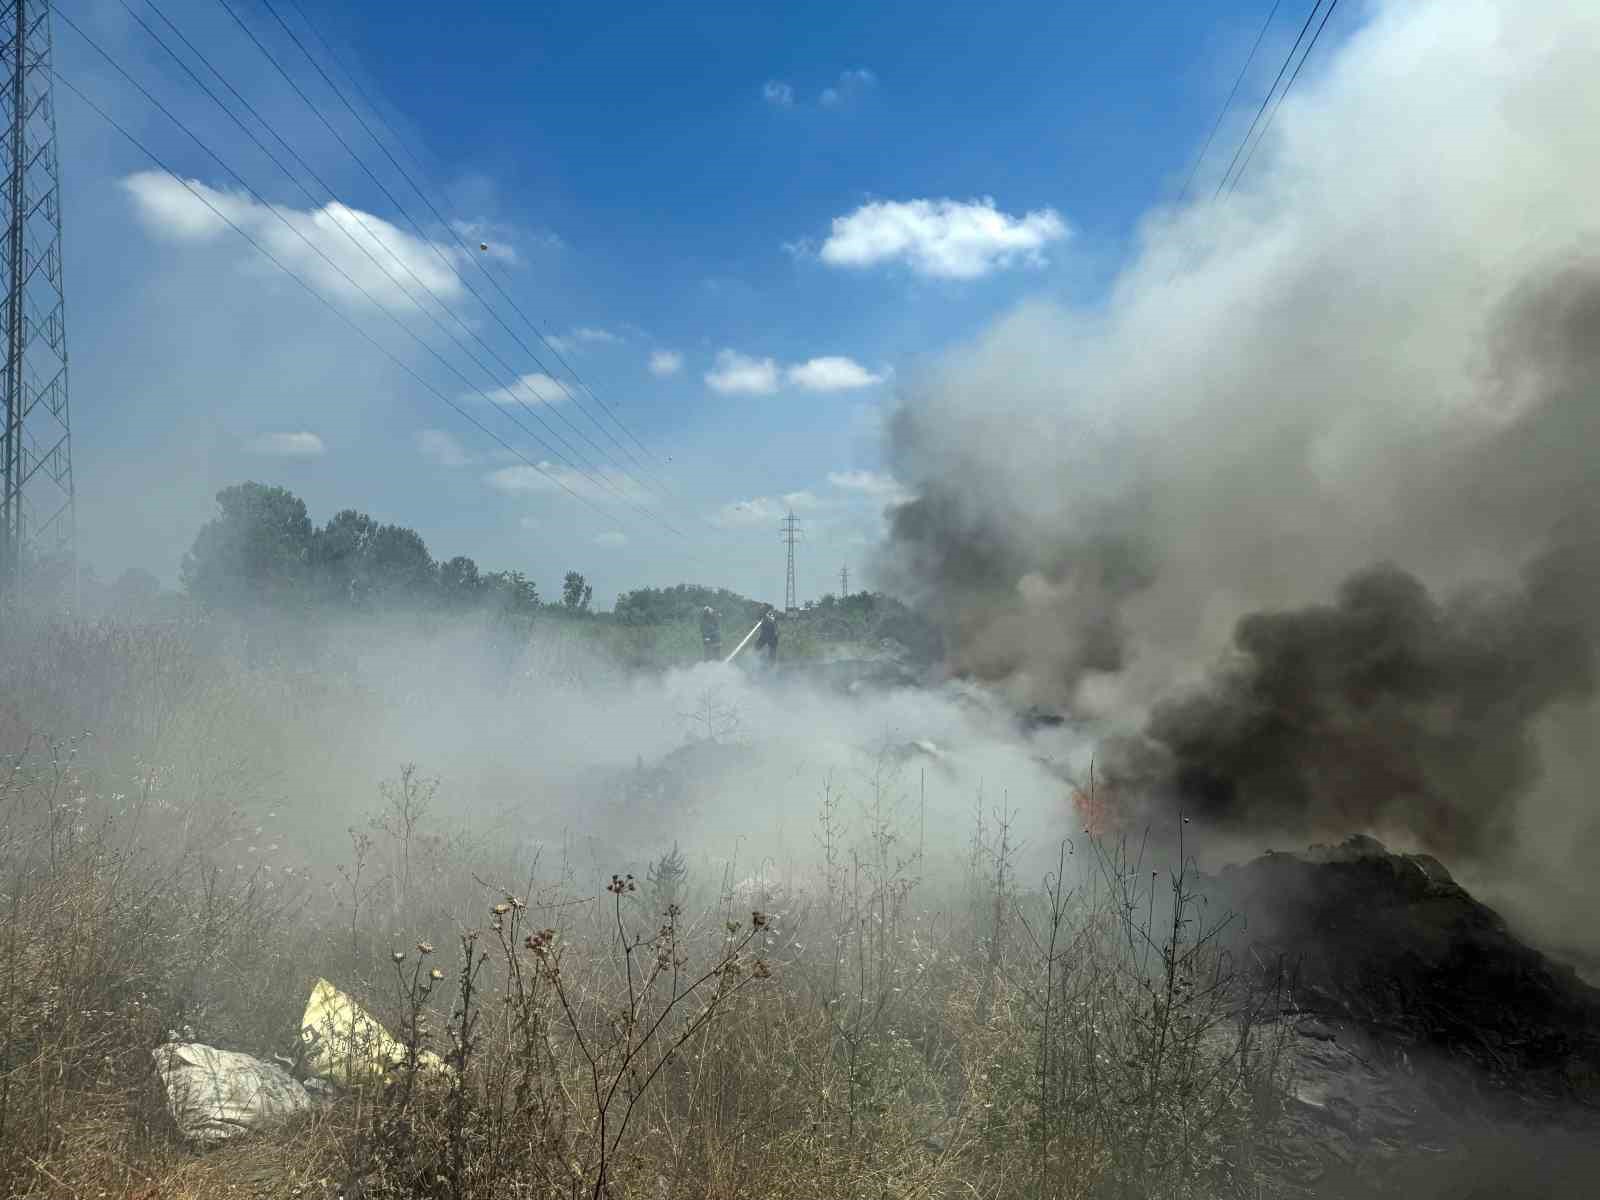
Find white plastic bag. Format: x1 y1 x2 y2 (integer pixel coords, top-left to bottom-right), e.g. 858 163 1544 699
152 1042 313 1144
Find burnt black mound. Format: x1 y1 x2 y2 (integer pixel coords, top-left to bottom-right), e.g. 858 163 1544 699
1203 834 1600 1197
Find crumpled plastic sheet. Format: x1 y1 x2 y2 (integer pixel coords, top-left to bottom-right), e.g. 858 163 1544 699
152 1041 313 1145
299 976 449 1085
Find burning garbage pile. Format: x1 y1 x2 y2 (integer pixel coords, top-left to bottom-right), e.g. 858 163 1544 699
1192 835 1600 1197
1085 541 1600 861
1208 835 1600 1087
1036 548 1600 1193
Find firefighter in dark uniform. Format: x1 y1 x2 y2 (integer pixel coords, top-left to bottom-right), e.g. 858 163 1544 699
700 606 721 661
754 606 779 666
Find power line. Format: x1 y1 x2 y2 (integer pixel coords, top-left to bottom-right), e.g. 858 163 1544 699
48 62 646 534
239 1 766 548
1175 0 1285 206
115 0 669 529
1229 0 1342 193
55 11 633 516
271 0 675 491
205 0 672 521
237 0 673 500
1213 0 1328 199
277 0 436 189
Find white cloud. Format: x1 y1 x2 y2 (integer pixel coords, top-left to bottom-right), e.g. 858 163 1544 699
649 349 684 377
786 356 886 391
519 516 539 531
412 428 467 467
546 327 619 356
768 70 874 111
593 531 628 548
484 461 648 503
710 496 784 528
828 468 911 504
818 196 1069 280
450 219 531 265
820 68 877 108
248 431 325 458
711 491 822 529
707 351 886 394
122 171 466 307
416 428 470 467
476 372 567 407
705 349 780 395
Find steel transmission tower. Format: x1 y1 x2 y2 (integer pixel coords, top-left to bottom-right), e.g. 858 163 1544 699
780 511 802 614
0 0 73 602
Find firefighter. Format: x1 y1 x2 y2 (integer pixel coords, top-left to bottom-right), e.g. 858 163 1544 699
754 606 779 666
700 605 722 661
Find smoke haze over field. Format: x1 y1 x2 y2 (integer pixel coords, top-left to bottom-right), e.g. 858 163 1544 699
876 0 1600 940
112 615 1082 891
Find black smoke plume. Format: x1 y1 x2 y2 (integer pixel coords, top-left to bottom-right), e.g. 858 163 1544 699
871 0 1600 943
1108 543 1597 858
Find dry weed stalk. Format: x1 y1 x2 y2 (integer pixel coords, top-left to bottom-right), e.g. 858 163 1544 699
0 619 1294 1200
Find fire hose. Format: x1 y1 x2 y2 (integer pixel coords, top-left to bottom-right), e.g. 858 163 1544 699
723 620 764 664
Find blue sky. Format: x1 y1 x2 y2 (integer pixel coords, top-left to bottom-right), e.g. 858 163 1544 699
54 0 1360 605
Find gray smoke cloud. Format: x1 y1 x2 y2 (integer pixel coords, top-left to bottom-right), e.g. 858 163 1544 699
875 0 1600 942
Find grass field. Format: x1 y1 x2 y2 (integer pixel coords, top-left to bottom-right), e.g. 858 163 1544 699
0 613 1290 1200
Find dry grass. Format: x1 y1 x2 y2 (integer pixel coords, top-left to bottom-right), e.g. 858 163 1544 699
0 618 1291 1200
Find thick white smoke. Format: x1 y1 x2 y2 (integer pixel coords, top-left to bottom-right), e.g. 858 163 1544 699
876 0 1600 952
229 614 1083 896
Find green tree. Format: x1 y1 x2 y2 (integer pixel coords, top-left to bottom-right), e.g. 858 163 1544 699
483 569 540 616
613 583 762 628
309 509 377 603
181 482 312 611
307 511 436 607
364 524 436 604
562 570 593 613
108 567 162 618
439 555 483 607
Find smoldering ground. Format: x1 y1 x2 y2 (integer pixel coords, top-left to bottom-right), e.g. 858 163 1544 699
874 0 1600 952
88 611 1088 894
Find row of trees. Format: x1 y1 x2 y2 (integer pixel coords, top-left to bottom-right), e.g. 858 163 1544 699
169 482 942 662
180 482 595 618
612 583 770 629
802 589 944 659
612 582 942 659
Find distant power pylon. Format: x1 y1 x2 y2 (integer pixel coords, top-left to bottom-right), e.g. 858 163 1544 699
840 564 849 597
780 510 803 614
0 0 73 604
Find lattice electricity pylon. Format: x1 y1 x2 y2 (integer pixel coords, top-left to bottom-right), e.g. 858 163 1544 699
0 0 73 599
780 511 803 614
